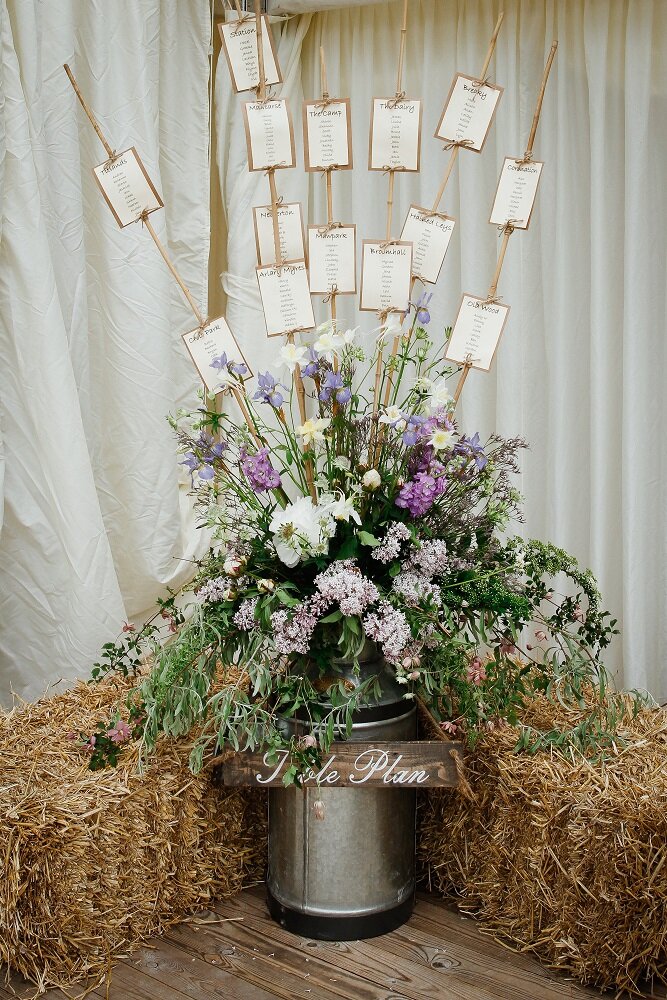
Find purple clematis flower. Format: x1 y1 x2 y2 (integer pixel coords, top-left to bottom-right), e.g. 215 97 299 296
254 371 286 408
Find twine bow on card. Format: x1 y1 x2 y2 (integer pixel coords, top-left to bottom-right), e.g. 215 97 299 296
382 165 407 175
516 149 534 166
191 319 211 341
443 138 475 152
416 208 450 222
322 285 339 304
315 92 337 108
317 221 344 236
378 239 401 249
386 91 407 109
283 326 311 339
497 219 520 236
412 273 431 285
319 164 342 177
482 294 503 306
263 162 287 175
471 76 491 90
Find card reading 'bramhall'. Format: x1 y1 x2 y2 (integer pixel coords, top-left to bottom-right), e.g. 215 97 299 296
359 241 413 313
400 205 456 284
243 100 296 171
303 99 353 171
369 98 422 172
93 147 163 227
181 317 251 393
219 15 281 93
435 74 503 153
446 294 511 371
489 157 544 229
307 225 356 294
253 203 306 266
256 260 316 337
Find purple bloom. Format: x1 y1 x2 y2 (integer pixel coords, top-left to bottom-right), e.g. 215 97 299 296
456 432 487 471
210 352 229 371
210 353 248 377
240 446 281 491
301 348 320 379
395 469 446 517
181 451 199 473
414 291 433 325
198 465 215 481
319 370 351 405
254 371 286 408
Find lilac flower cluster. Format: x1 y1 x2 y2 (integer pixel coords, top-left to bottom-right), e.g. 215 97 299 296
240 446 281 492
395 469 446 517
233 597 259 631
371 522 412 564
198 576 235 602
314 560 379 617
407 539 450 577
362 601 414 665
392 571 442 608
271 594 329 655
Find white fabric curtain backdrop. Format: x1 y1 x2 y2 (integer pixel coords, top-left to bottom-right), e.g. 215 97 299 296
0 0 212 705
216 0 667 701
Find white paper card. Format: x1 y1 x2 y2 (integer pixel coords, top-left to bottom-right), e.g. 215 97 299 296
219 16 281 93
182 317 250 393
489 158 544 229
369 99 422 171
308 226 356 294
360 241 413 313
436 74 503 153
244 100 295 171
400 206 456 284
256 260 316 337
93 148 163 228
446 294 510 372
253 203 305 266
304 100 352 170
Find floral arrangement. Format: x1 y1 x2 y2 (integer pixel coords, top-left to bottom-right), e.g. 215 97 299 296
81 298 648 780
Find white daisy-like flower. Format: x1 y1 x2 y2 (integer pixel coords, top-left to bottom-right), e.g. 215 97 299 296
296 417 331 445
278 342 307 371
429 428 455 451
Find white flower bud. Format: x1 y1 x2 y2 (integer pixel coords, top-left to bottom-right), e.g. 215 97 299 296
257 578 276 593
223 556 244 577
362 469 382 491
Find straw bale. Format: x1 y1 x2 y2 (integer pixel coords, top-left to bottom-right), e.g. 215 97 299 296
0 673 265 992
418 697 667 995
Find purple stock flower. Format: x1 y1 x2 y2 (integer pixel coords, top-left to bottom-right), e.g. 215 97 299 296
395 468 446 518
319 370 351 405
301 348 319 378
254 371 286 408
240 446 281 492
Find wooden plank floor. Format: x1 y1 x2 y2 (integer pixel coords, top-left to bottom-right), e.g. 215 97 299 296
2 885 665 999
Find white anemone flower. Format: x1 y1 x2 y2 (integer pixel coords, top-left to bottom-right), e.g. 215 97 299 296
426 379 454 413
278 342 307 371
296 417 331 445
268 496 336 568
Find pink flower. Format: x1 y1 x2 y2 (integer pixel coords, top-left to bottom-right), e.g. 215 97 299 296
573 604 585 623
407 670 421 681
466 657 487 686
83 734 96 755
440 720 458 736
122 622 136 633
299 734 317 749
535 629 547 642
106 720 132 745
499 638 516 655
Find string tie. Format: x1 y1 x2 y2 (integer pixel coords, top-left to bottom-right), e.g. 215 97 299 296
416 208 451 222
516 149 534 165
318 164 342 177
482 294 503 306
471 76 491 90
443 138 475 152
497 219 520 236
263 162 287 175
378 239 401 249
382 164 407 175
322 285 339 304
317 221 344 236
386 91 407 109
315 93 337 108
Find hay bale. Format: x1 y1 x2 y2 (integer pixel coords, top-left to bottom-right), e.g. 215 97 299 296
418 698 667 995
0 674 266 992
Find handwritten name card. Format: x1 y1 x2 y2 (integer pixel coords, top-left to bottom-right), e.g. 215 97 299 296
253 203 306 266
400 205 456 284
256 260 316 338
181 317 251 393
93 147 163 228
359 241 413 314
435 74 503 153
307 225 356 294
219 15 282 93
369 98 422 172
243 100 296 172
446 294 511 371
489 157 544 229
303 99 353 171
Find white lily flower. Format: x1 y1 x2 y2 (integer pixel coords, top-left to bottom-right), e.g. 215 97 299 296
278 342 307 371
326 494 361 525
296 417 331 445
426 379 454 413
378 405 406 431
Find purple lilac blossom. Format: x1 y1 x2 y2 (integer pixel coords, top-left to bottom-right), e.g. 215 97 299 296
314 560 379 617
362 601 414 665
372 522 412 564
395 468 446 518
271 593 330 655
240 446 281 491
233 597 259 630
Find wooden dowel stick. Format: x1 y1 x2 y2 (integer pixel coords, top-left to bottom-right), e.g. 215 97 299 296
231 386 263 447
478 10 504 81
453 362 472 405
525 42 558 157
255 0 266 101
267 169 282 264
143 216 206 327
396 0 409 95
488 229 512 299
233 0 243 16
319 44 328 96
63 64 114 159
386 171 395 241
432 148 459 213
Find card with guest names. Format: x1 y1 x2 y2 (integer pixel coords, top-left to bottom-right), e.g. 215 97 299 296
359 241 413 314
369 98 422 172
253 203 306 266
303 99 353 171
400 205 456 284
435 73 503 153
307 225 356 295
489 157 544 229
218 16 282 93
445 294 511 372
243 100 296 171
93 147 163 228
256 260 316 338
181 317 252 394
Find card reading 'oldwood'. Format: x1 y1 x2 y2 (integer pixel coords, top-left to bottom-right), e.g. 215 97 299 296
253 203 306 266
307 225 356 294
359 241 413 313
218 16 282 93
303 99 353 171
93 147 163 228
446 294 511 372
243 100 296 172
369 98 422 172
400 205 456 284
256 260 316 338
435 74 503 153
181 317 251 393
489 157 544 229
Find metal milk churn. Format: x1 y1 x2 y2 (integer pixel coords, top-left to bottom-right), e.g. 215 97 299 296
266 642 417 940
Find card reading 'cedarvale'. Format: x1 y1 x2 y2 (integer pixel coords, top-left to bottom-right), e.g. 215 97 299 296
369 98 422 172
253 203 306 266
218 16 282 93
359 241 413 313
93 147 163 227
446 294 511 371
489 157 544 229
181 317 251 393
303 99 352 171
435 74 503 153
400 205 456 284
243 100 296 171
307 225 356 294
256 260 316 338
